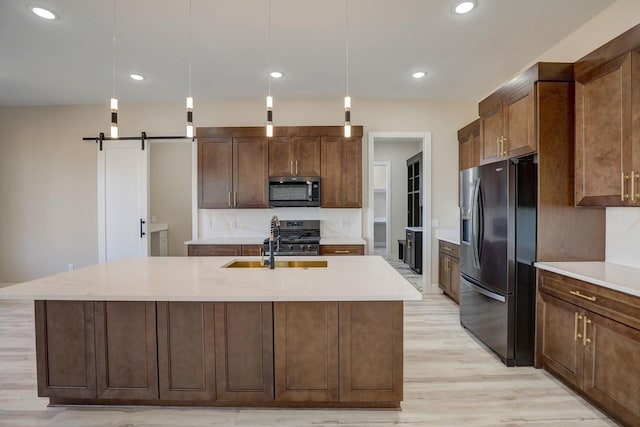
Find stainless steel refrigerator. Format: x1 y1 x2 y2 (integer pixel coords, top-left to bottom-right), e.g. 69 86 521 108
459 154 537 366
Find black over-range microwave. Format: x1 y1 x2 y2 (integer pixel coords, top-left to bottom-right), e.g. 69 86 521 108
268 176 320 207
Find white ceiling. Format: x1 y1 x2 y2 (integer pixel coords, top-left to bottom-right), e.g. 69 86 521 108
0 0 615 106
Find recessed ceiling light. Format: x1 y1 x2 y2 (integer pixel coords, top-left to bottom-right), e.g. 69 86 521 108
412 71 427 79
130 74 145 81
453 1 476 14
270 71 284 79
31 6 57 20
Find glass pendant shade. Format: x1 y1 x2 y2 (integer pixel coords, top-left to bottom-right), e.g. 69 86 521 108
266 96 273 137
344 96 351 137
186 96 194 138
110 98 118 138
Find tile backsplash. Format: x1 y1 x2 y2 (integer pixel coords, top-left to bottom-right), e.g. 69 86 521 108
199 208 363 239
606 207 640 269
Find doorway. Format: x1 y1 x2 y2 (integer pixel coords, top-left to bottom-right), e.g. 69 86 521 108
368 132 432 292
373 162 391 255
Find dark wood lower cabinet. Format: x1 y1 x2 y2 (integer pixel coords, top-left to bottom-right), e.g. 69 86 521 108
274 302 339 402
95 301 159 400
537 270 640 427
339 301 403 403
35 301 97 398
37 299 404 408
214 302 274 401
157 302 216 401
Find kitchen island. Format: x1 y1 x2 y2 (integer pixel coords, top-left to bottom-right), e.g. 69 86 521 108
0 256 421 408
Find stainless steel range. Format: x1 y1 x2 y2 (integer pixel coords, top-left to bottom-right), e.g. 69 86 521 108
263 220 320 256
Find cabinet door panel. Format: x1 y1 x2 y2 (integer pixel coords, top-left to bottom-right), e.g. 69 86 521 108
575 53 632 206
339 302 403 403
269 137 294 176
274 302 338 402
536 293 583 389
214 302 274 401
504 86 536 158
342 137 362 207
234 137 269 208
449 257 460 304
320 137 343 207
157 302 215 401
438 254 450 293
295 137 321 176
35 301 97 398
241 245 263 256
480 105 503 164
199 138 233 208
95 301 158 400
583 311 640 426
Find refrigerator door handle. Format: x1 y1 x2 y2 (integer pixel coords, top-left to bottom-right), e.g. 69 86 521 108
471 178 481 269
464 279 506 303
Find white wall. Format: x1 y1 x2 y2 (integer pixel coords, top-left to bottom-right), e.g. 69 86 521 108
0 99 476 282
149 142 193 256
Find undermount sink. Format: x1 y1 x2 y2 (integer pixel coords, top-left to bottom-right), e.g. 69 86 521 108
223 260 328 269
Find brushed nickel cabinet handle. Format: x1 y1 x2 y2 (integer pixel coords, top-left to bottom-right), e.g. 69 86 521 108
295 160 298 175
583 316 592 346
574 312 582 341
228 192 232 207
290 160 293 175
502 137 508 156
334 250 350 254
569 290 596 302
496 137 500 157
622 172 630 201
631 171 637 203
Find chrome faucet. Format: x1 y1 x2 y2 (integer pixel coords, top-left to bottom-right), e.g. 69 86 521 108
266 215 280 269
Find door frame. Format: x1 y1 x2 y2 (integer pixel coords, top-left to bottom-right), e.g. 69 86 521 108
367 131 432 292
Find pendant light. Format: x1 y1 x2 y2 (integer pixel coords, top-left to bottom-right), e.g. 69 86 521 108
344 0 351 138
110 0 118 139
266 0 273 137
186 0 194 139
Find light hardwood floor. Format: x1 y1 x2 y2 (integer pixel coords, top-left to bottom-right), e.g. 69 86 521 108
0 295 615 427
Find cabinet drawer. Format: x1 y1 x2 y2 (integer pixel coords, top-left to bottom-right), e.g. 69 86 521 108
538 270 640 331
187 245 242 256
438 240 460 259
319 245 364 256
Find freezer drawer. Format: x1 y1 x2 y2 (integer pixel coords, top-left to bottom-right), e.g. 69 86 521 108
460 275 514 364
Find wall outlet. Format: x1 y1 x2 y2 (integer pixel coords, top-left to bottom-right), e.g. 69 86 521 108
151 215 157 223
67 263 74 271
431 219 440 228
206 219 213 230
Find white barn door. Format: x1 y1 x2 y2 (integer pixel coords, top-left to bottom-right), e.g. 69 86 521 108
98 141 149 262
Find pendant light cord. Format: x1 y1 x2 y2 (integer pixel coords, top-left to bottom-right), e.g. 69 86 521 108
268 0 272 97
112 0 117 99
188 0 192 98
345 0 349 97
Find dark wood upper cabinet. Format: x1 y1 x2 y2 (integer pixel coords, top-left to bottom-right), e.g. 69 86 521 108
35 301 97 399
479 63 573 165
269 137 321 177
157 302 216 401
95 301 159 400
458 119 480 171
321 136 362 208
198 136 268 209
574 24 640 206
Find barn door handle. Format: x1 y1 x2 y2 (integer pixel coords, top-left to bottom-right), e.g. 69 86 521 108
140 219 146 238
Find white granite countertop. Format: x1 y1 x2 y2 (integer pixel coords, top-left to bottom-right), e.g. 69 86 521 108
405 227 423 232
185 237 264 245
535 262 640 298
320 238 366 245
436 229 460 245
0 256 422 302
148 223 168 233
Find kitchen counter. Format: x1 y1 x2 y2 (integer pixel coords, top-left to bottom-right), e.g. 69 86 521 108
148 223 168 233
535 261 640 298
436 229 460 245
0 256 421 302
405 226 423 232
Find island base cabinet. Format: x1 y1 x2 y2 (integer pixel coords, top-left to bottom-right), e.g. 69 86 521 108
157 302 216 401
339 301 403 404
35 301 97 399
274 302 339 402
95 301 159 400
214 302 274 402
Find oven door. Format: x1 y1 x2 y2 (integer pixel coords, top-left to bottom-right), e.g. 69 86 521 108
268 177 319 207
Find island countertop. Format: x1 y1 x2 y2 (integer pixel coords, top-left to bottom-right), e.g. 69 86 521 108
0 256 422 302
